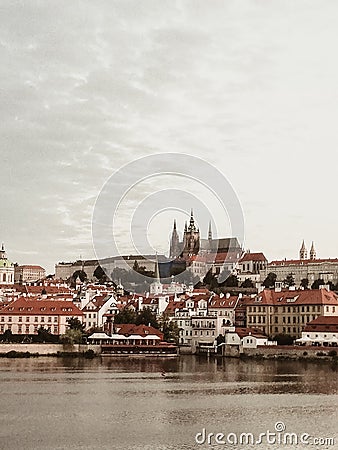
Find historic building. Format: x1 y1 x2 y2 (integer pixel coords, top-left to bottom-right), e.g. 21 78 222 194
245 288 338 338
0 244 14 285
0 297 83 335
14 265 46 283
261 241 338 287
168 211 243 279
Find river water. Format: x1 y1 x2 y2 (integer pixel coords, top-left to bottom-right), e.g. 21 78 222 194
0 356 336 450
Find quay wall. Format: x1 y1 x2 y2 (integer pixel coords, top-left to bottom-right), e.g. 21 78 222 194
0 343 101 355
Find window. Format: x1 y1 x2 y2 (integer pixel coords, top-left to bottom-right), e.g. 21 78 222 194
8 317 12 322
18 317 22 322
53 326 58 333
48 317 52 322
26 317 29 322
54 317 58 323
275 317 278 323
35 317 38 322
41 317 44 322
0 317 4 322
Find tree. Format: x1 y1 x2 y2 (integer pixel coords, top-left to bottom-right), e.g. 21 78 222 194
273 334 293 345
263 272 277 288
241 278 254 288
136 307 159 329
300 278 309 289
36 326 58 343
60 329 83 345
67 317 85 332
114 307 137 324
93 265 108 283
283 273 295 287
2 329 13 343
311 278 325 289
72 270 87 283
159 314 179 344
221 274 238 288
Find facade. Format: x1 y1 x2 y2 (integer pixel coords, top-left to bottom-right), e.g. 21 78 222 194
0 297 83 335
0 244 14 285
14 265 46 283
296 315 338 346
261 241 338 287
245 288 338 338
237 252 267 284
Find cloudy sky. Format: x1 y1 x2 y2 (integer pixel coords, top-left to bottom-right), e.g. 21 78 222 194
1 0 338 273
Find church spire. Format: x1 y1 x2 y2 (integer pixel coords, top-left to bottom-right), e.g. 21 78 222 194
310 241 316 260
208 221 212 240
299 240 307 260
154 253 160 282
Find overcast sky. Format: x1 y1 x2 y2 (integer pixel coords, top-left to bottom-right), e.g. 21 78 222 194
1 0 338 273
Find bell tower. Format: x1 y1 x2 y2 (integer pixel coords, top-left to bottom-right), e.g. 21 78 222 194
299 240 307 260
169 219 180 259
182 210 200 258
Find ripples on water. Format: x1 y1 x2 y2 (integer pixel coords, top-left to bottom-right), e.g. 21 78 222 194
0 356 336 450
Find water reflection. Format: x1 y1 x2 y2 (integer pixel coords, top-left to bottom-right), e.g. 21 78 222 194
0 356 336 450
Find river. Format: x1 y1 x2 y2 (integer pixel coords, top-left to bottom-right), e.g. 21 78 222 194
0 356 337 450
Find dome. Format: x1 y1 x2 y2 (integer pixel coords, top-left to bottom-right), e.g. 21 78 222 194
0 259 13 268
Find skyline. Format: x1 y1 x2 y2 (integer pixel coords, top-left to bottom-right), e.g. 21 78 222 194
2 1 338 273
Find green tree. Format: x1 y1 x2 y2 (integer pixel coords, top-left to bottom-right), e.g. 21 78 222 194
36 326 58 343
136 307 159 328
93 265 108 283
60 329 83 345
273 334 294 345
67 317 85 332
2 329 13 343
300 278 309 289
241 278 254 288
263 272 277 288
283 273 295 287
311 278 325 289
114 306 137 324
222 274 238 288
159 314 179 344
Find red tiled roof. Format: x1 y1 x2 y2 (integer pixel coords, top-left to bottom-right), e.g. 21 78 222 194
304 315 338 332
15 265 45 270
239 252 267 262
269 258 338 265
234 327 268 339
244 289 338 306
115 324 163 339
0 297 83 316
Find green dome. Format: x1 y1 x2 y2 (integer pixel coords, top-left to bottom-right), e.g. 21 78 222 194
0 259 13 268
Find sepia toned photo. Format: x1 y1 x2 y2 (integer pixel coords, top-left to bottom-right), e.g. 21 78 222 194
0 1 337 449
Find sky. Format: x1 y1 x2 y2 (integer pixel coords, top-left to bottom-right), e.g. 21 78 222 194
1 0 338 274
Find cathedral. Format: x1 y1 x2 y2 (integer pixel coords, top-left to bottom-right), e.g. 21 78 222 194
169 210 242 260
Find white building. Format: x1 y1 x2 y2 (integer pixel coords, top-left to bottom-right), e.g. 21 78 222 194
0 244 14 285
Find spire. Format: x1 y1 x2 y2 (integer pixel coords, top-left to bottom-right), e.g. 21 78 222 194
299 240 307 260
310 241 316 260
154 253 160 281
189 209 196 231
208 221 212 240
173 219 177 231
184 221 187 232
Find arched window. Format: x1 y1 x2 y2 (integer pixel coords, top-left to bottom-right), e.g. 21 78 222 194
3 273 6 282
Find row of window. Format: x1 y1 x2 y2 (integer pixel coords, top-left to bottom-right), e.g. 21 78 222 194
248 305 335 313
249 315 316 325
193 330 215 336
1 324 58 334
1 316 59 323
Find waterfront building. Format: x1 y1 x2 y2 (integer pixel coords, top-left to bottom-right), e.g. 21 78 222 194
296 315 338 346
245 288 338 338
0 297 83 335
0 244 14 285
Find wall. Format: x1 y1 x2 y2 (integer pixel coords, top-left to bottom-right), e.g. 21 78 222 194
0 343 101 355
